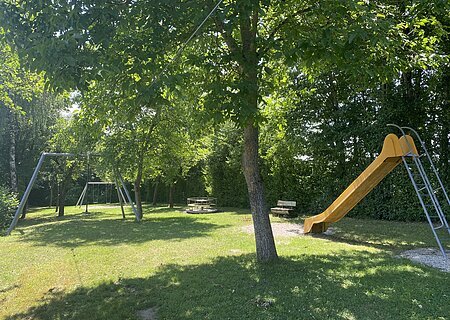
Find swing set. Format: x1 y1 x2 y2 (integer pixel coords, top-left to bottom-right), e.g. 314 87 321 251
76 181 131 218
6 152 139 235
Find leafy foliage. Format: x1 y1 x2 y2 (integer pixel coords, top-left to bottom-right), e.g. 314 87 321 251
1 0 449 226
0 186 18 233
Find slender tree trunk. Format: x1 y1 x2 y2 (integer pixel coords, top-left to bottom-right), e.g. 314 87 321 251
168 183 174 208
134 176 143 220
152 179 159 206
8 110 18 193
58 185 66 217
49 184 53 207
20 201 27 219
146 180 151 202
57 166 74 217
55 182 59 213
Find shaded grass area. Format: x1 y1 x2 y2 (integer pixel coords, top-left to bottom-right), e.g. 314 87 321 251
312 217 450 251
5 253 449 320
11 205 229 247
1 205 449 320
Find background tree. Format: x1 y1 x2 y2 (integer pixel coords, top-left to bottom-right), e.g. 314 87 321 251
1 0 448 261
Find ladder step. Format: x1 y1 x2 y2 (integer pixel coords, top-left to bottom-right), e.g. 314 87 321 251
402 132 450 259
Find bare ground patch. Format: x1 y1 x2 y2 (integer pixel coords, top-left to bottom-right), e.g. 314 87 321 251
242 223 305 237
399 248 450 272
137 307 158 320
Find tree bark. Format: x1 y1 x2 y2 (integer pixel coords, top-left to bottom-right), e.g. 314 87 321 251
168 183 174 209
8 110 18 193
49 184 54 207
20 201 27 219
57 165 74 217
134 177 143 220
214 0 278 261
152 178 159 206
242 123 278 261
241 2 278 261
58 185 66 217
55 182 59 213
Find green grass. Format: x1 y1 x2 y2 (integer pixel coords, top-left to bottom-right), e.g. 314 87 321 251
0 205 449 320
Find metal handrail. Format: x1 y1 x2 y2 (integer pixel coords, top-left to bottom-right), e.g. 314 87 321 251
387 125 449 260
403 126 450 207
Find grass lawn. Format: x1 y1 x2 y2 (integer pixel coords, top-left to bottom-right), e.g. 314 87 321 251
0 205 449 320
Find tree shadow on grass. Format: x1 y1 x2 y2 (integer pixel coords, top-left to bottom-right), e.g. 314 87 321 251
6 251 449 320
142 205 186 214
18 215 228 248
326 218 450 251
293 216 449 251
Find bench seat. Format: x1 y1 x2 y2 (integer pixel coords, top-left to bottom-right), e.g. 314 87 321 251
271 200 297 217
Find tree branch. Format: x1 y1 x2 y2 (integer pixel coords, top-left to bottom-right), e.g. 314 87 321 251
213 15 240 55
258 5 316 57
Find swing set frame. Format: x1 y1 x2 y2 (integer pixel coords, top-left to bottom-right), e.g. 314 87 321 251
6 152 139 235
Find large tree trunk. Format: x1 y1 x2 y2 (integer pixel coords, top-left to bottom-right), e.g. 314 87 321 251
215 0 278 261
240 2 277 262
242 123 278 261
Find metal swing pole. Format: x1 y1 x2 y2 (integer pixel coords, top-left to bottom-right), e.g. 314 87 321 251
6 152 74 235
76 183 88 207
116 170 140 221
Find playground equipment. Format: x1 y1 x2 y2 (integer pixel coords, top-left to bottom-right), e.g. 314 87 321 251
6 153 139 235
186 197 218 214
75 181 130 218
304 126 450 259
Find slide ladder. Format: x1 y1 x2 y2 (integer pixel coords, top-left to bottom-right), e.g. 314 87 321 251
391 125 450 259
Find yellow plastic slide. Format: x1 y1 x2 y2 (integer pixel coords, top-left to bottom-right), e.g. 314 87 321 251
304 134 418 234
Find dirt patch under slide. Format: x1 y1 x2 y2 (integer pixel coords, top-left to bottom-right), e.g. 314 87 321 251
242 223 305 237
399 248 450 272
242 222 336 238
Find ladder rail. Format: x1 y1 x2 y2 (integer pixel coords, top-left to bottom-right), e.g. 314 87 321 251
388 124 448 260
403 126 450 207
402 156 448 259
414 158 448 229
403 127 450 234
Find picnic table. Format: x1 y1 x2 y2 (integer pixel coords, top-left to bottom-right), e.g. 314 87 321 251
186 197 218 214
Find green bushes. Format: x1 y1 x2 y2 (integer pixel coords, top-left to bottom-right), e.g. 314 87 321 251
0 186 18 233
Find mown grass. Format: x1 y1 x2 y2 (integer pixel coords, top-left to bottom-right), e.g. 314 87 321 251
0 205 449 320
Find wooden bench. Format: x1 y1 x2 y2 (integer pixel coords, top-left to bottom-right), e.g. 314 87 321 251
271 200 297 217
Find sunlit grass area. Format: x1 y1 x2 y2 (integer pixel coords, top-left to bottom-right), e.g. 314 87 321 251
1 205 449 320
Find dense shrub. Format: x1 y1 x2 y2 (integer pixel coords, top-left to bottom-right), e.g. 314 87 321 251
0 186 18 233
